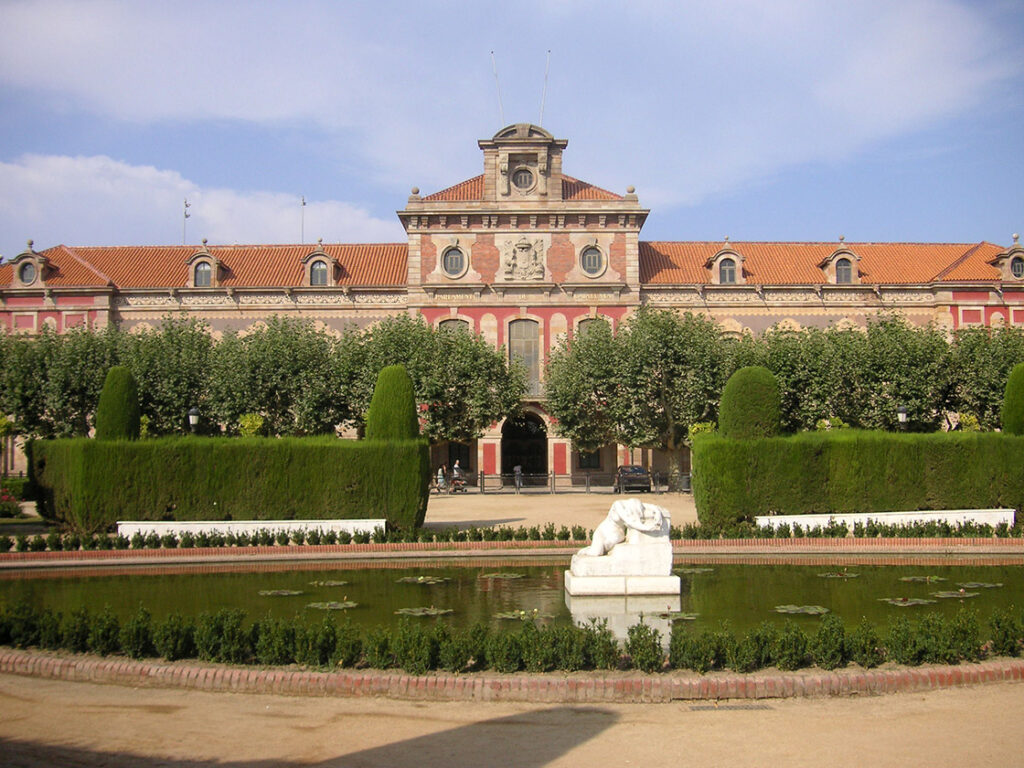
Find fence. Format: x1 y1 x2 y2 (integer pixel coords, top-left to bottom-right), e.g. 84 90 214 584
432 471 690 495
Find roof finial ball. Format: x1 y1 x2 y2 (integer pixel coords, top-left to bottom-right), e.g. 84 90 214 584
626 185 635 194
724 235 730 243
839 235 845 243
411 187 419 195
202 238 208 246
26 239 34 250
1014 233 1020 245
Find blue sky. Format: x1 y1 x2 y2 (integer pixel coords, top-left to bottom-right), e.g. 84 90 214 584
1 0 1022 263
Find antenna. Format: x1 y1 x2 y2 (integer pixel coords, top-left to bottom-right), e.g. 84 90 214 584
183 198 191 245
539 50 551 126
490 51 505 126
300 195 307 244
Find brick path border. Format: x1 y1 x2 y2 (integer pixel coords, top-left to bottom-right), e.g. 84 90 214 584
1 648 1021 703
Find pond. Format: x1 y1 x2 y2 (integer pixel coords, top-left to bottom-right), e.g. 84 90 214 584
1 556 1022 636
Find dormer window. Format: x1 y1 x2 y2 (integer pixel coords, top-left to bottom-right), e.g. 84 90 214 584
512 168 534 190
835 258 853 284
18 262 37 285
719 258 736 285
193 262 212 287
1012 256 1024 279
310 260 328 286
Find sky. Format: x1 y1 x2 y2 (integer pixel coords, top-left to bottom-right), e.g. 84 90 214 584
0 0 1022 263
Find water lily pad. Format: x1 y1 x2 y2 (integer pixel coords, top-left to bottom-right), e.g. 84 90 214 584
258 589 303 597
397 575 450 585
395 606 453 617
675 567 714 575
879 597 937 607
494 609 554 621
309 580 349 587
957 582 1003 589
774 604 829 615
306 601 357 611
932 590 979 599
660 612 699 622
479 572 525 580
898 575 946 583
817 571 859 579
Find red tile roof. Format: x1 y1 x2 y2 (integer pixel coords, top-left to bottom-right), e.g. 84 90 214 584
1 243 408 289
421 174 622 202
639 241 1004 285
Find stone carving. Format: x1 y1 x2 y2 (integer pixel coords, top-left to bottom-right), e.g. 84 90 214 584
502 237 546 280
564 497 680 596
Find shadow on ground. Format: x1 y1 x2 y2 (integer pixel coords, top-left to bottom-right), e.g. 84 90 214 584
0 705 620 767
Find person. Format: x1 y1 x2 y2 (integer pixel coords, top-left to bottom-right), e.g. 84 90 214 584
436 464 447 493
513 463 523 493
452 460 465 492
452 460 463 480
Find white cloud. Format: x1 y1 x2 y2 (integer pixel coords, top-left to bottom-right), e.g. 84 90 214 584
0 154 404 261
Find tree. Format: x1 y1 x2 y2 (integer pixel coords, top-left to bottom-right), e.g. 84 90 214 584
1002 362 1024 435
945 326 1024 429
719 366 781 439
365 365 419 440
94 366 141 440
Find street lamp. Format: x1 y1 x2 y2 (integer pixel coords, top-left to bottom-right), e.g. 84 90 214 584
188 407 200 434
896 405 908 431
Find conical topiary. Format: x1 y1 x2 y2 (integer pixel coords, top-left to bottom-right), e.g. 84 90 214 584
718 365 781 439
1002 362 1024 435
365 364 419 440
94 365 141 440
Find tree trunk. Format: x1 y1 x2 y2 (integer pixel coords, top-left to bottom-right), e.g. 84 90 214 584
664 443 688 492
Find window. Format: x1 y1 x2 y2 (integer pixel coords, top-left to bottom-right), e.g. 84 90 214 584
509 319 541 396
310 259 328 286
442 247 466 277
719 258 736 284
578 450 601 470
512 168 534 190
835 258 853 284
194 262 212 287
439 319 469 332
577 318 596 336
580 246 604 277
18 262 36 285
1012 256 1024 279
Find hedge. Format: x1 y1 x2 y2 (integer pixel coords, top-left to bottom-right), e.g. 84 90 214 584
28 436 430 533
94 366 141 441
1003 362 1024 435
718 365 781 439
365 365 419 440
692 430 1024 531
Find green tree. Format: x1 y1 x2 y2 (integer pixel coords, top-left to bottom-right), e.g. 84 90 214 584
42 325 121 437
365 364 419 439
1002 361 1024 435
94 366 141 440
945 326 1024 429
120 317 214 435
0 329 57 437
718 366 781 439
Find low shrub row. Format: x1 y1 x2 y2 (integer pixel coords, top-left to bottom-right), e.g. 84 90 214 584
1 477 30 501
0 523 593 553
1 602 1021 675
674 518 1024 540
693 431 1024 531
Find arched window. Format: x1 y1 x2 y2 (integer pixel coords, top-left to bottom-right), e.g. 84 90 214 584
442 247 466 277
310 259 328 286
439 319 469 332
509 319 541 396
1012 256 1024 279
18 262 36 285
194 262 212 287
835 257 853 284
580 246 604 277
719 258 736 285
577 318 597 336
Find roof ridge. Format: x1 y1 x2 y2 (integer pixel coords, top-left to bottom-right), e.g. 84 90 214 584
60 244 114 286
930 242 985 282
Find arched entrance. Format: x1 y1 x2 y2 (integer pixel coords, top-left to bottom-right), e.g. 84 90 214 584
501 412 547 480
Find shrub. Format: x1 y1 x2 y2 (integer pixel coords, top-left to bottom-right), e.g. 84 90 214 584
988 607 1023 657
254 614 297 666
580 620 620 670
669 625 721 673
28 535 46 552
121 605 156 659
1002 362 1024 435
195 609 250 664
391 618 438 675
846 618 884 668
94 366 141 441
87 606 122 656
730 621 777 673
885 616 919 666
154 613 196 661
520 622 558 673
62 607 92 651
718 366 781 440
333 618 364 668
295 616 336 668
45 531 62 551
238 413 266 438
365 365 419 440
485 629 522 673
944 608 982 663
37 608 63 650
3 600 40 649
0 535 12 552
775 620 810 671
810 615 847 670
625 620 664 673
363 626 393 669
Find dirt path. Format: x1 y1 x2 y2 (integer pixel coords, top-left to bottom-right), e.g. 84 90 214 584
1 672 1021 767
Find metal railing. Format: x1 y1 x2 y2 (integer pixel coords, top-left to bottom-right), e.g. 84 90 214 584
431 471 690 495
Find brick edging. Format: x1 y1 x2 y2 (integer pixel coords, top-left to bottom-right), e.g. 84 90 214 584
1 648 1021 703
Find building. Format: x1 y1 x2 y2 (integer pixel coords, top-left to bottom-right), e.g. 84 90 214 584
2 123 1023 480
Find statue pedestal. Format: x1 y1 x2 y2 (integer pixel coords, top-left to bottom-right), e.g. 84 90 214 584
563 571 681 595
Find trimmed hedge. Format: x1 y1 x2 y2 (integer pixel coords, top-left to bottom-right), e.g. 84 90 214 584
718 365 781 439
365 365 419 441
28 436 430 533
1003 362 1024 435
692 430 1024 531
94 366 141 441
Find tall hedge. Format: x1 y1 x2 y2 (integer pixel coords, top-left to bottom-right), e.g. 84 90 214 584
29 437 431 533
365 365 419 440
94 366 141 440
1002 362 1024 435
692 431 1024 531
718 366 781 439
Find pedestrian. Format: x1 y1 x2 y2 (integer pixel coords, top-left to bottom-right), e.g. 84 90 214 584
513 463 523 493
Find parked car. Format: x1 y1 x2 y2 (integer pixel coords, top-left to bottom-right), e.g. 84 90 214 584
613 465 652 493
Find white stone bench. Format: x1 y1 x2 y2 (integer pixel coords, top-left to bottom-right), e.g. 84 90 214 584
754 508 1014 532
116 519 387 538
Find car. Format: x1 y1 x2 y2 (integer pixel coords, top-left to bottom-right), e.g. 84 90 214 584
613 465 652 493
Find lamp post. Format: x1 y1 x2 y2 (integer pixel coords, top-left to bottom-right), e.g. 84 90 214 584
896 405 908 431
188 407 200 434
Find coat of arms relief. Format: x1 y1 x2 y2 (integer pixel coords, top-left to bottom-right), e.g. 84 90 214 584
502 237 546 280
